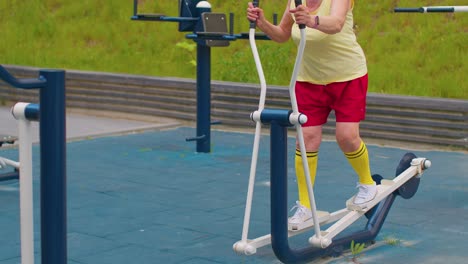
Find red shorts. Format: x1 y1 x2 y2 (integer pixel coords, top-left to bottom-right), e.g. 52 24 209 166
295 74 368 126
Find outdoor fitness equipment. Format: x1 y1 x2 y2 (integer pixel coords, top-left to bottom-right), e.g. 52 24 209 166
233 1 432 263
394 5 468 13
131 0 275 153
0 65 67 264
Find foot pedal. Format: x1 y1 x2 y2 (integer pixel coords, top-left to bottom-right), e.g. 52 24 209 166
288 210 330 231
346 180 394 211
346 198 369 212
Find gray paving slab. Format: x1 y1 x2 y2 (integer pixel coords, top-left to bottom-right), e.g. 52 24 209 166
0 106 181 143
0 119 467 263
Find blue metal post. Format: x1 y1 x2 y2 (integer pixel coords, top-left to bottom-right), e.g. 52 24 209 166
269 120 330 263
195 44 211 153
269 121 293 260
182 1 212 153
38 70 67 264
192 2 213 153
0 65 67 263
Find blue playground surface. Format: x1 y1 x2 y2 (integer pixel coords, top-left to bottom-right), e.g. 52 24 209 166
0 125 467 264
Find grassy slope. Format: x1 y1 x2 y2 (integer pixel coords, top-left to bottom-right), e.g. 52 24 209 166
0 0 466 99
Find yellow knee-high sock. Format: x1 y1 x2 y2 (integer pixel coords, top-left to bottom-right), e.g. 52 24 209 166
344 141 374 185
295 149 318 209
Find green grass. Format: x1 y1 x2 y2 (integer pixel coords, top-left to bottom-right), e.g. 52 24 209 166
0 0 466 99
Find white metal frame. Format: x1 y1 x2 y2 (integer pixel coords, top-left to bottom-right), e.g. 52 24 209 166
234 11 325 255
0 156 20 169
8 102 35 264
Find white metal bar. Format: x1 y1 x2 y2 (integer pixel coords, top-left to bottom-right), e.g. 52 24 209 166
240 121 261 243
18 117 34 264
312 211 361 247
453 6 468 12
235 208 350 252
289 25 323 239
249 29 267 112
424 6 468 12
235 27 269 255
0 157 20 169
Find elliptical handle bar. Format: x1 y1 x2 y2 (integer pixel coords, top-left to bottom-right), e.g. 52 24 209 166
233 0 268 256
294 0 306 29
289 0 323 243
249 0 260 29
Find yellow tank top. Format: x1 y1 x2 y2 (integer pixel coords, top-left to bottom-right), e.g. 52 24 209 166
290 0 367 84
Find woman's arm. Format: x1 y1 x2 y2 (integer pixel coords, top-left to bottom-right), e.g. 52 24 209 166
290 0 351 34
247 1 295 43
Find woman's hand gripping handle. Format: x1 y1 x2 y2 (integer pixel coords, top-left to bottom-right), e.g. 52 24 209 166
248 0 260 28
294 0 306 29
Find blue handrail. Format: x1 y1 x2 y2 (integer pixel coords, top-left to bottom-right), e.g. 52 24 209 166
0 65 46 89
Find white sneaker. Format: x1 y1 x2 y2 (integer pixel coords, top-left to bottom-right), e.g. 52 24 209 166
353 182 377 205
288 201 312 226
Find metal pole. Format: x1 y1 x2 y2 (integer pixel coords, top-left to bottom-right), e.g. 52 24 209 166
133 0 138 16
195 43 211 153
18 115 34 264
395 6 468 13
38 70 67 264
270 121 292 262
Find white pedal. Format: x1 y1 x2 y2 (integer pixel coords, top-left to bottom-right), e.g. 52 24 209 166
346 198 370 212
346 181 395 212
288 210 330 231
380 179 395 186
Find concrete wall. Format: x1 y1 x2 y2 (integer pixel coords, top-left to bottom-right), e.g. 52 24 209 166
1 65 466 149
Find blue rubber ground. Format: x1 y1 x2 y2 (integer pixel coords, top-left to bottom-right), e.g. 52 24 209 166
0 127 467 263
